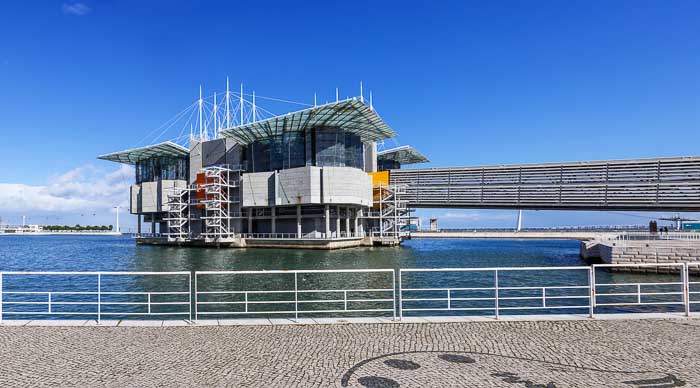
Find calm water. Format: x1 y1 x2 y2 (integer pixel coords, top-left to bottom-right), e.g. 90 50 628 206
0 235 688 318
0 235 585 272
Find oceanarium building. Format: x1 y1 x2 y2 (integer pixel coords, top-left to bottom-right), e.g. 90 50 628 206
99 96 428 249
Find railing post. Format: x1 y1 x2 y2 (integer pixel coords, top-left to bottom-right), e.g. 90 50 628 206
245 292 248 313
637 284 641 305
344 290 348 311
194 273 198 322
0 272 3 322
294 272 298 322
147 293 151 315
391 270 397 321
48 292 52 314
541 287 546 308
188 272 192 322
588 266 595 319
683 263 690 317
447 289 451 310
398 270 403 321
97 274 101 323
494 270 499 320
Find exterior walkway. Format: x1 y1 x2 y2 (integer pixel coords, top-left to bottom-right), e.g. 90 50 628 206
0 315 698 387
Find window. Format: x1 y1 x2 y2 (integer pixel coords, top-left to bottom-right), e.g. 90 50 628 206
135 156 188 183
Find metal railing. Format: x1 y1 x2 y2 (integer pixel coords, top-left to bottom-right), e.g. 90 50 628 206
0 264 698 322
592 263 686 315
0 272 191 322
399 267 592 319
193 269 395 320
399 263 695 319
687 264 700 313
134 233 164 238
240 232 362 240
611 231 700 241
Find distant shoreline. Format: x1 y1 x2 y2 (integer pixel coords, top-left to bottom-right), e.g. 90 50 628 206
0 232 123 236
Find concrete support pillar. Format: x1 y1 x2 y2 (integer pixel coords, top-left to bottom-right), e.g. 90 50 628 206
516 210 523 232
336 206 341 238
358 208 364 236
354 209 359 237
324 205 330 238
296 205 302 238
346 206 351 237
151 219 156 234
271 206 276 235
248 208 253 234
137 215 142 235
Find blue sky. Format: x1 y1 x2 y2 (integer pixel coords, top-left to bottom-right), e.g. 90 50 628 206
1 1 699 229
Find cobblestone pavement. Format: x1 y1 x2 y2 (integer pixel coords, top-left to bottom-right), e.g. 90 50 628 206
0 318 699 387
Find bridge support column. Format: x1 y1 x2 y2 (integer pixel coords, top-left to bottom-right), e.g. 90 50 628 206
516 210 523 232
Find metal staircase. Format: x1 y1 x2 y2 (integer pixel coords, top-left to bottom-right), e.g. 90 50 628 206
164 186 190 241
198 165 241 242
367 184 411 239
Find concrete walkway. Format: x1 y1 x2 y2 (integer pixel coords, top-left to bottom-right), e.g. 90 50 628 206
0 312 694 327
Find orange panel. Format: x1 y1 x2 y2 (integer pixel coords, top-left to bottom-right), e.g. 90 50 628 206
368 171 390 187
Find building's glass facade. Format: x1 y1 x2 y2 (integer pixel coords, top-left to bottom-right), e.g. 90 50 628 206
243 127 364 172
378 159 401 171
136 156 188 183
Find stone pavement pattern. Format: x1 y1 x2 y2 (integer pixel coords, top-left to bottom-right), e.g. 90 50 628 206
0 318 698 387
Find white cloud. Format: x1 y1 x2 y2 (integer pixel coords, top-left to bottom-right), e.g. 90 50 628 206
0 164 132 214
62 3 91 16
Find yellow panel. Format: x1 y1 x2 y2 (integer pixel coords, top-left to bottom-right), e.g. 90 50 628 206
368 171 390 187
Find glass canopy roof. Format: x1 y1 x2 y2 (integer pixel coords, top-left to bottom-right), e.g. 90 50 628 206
377 145 429 165
97 141 189 165
219 98 397 144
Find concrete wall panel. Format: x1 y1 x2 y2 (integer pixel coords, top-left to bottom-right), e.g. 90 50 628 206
321 167 373 206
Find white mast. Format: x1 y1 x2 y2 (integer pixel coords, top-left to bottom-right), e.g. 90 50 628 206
240 83 244 125
360 81 363 103
369 91 373 111
114 206 120 233
213 92 218 139
335 87 339 103
198 85 203 141
252 91 257 122
314 92 317 107
225 77 231 128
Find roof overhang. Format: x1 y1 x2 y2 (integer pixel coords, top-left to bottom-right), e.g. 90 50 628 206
219 98 397 144
377 145 429 165
97 141 189 165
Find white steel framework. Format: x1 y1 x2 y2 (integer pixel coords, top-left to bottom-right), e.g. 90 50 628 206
365 184 411 239
198 165 242 242
164 186 190 241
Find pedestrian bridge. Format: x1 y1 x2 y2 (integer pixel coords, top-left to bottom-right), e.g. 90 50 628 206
390 156 700 211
